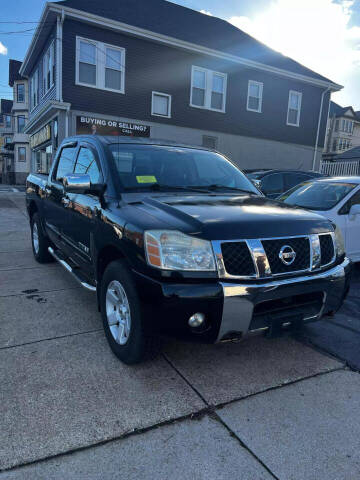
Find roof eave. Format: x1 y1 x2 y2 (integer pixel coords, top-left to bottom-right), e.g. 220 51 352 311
19 3 52 77
48 3 342 91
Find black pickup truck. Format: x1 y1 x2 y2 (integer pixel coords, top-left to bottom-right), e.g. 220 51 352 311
26 136 351 364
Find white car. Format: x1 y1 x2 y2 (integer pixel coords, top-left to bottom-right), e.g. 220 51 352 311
278 176 360 262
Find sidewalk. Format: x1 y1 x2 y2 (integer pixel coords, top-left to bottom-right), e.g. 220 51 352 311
1 191 359 480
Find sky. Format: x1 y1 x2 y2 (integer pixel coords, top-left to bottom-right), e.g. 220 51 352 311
0 0 360 108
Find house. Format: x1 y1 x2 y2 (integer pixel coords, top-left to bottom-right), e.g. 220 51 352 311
323 101 360 160
19 0 342 175
8 59 30 184
0 99 14 184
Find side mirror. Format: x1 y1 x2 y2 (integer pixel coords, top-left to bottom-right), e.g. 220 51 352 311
349 204 360 217
63 174 91 194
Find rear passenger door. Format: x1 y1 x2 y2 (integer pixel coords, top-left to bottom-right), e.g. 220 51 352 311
284 173 311 192
260 173 284 198
61 142 103 275
44 143 78 248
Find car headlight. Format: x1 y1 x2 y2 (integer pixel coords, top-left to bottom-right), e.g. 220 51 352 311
144 230 216 271
333 224 345 259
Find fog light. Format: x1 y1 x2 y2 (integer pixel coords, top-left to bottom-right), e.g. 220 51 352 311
188 313 205 328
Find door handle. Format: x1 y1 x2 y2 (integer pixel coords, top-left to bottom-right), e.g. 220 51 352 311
44 186 51 194
62 197 70 207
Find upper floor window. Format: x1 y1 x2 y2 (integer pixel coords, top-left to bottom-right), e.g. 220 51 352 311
17 115 26 133
76 37 125 93
17 84 25 103
190 66 227 113
30 69 39 110
5 115 11 128
287 90 302 127
247 80 263 113
43 41 55 95
18 146 26 162
151 92 171 118
340 118 353 134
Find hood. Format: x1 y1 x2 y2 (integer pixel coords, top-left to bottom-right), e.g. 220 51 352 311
127 193 333 240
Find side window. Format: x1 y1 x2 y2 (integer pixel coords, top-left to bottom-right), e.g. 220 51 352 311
339 190 360 215
54 146 77 182
261 174 284 195
74 147 101 184
284 173 310 191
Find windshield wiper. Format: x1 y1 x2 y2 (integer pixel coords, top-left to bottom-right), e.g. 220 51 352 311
148 183 210 194
192 184 257 195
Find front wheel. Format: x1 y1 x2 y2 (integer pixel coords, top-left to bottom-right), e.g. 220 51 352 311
100 260 157 364
31 213 53 263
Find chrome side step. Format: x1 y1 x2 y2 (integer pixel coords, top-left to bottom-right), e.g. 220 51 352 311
48 246 97 292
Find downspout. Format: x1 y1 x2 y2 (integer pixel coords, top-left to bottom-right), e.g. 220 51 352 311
312 86 331 171
56 10 64 103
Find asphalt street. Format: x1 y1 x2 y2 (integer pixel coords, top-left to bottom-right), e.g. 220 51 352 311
0 190 360 480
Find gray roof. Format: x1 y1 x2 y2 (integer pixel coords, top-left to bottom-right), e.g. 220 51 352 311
329 101 358 119
56 0 334 83
334 146 360 161
8 59 25 87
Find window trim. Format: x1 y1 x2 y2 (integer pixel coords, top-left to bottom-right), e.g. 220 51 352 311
286 90 302 127
17 115 26 133
75 36 126 94
190 65 227 113
247 80 263 113
30 69 39 112
18 146 26 163
16 83 25 103
151 91 172 118
43 41 55 97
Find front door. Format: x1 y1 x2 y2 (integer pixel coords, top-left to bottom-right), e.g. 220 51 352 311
61 143 103 277
44 143 78 247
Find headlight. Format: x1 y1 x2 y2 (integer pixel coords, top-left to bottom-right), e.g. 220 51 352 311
333 225 345 258
144 230 216 271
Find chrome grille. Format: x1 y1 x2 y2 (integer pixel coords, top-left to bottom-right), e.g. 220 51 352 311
213 233 336 280
221 242 256 276
319 234 335 266
262 237 310 274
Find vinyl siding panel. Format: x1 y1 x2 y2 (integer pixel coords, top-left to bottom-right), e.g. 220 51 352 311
62 19 328 148
28 27 57 121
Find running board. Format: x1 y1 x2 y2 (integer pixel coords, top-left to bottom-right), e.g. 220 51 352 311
48 246 97 292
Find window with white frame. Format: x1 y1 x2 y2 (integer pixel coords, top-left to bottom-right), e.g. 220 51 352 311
338 138 351 151
43 41 55 95
151 92 171 118
17 115 26 133
76 37 125 93
18 146 26 162
247 80 263 113
190 66 227 112
17 84 25 103
5 115 11 128
340 119 354 134
30 69 39 110
287 90 302 126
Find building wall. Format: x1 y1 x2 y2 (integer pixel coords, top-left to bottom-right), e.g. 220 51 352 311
62 19 329 150
70 109 320 171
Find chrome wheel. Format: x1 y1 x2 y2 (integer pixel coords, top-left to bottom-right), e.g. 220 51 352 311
106 280 131 345
32 223 39 254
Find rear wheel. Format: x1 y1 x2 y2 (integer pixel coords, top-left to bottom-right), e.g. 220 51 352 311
31 213 53 263
100 260 157 364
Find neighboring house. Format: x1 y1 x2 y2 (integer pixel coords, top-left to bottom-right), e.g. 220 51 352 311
20 0 342 175
329 146 360 175
0 99 14 184
323 101 360 160
8 59 30 184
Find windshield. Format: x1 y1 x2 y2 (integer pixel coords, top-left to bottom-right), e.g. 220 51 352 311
108 144 259 194
278 181 356 210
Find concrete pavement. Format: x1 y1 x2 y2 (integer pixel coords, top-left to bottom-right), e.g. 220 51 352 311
0 191 359 479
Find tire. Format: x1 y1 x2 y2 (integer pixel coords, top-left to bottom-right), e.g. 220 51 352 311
100 260 158 364
31 212 53 263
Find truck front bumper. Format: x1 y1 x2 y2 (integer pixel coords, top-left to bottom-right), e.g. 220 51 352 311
134 258 351 343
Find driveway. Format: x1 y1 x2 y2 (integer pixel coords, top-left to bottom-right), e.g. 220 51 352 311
1 191 360 480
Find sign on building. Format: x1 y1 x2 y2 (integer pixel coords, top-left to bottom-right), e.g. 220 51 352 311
76 116 150 137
